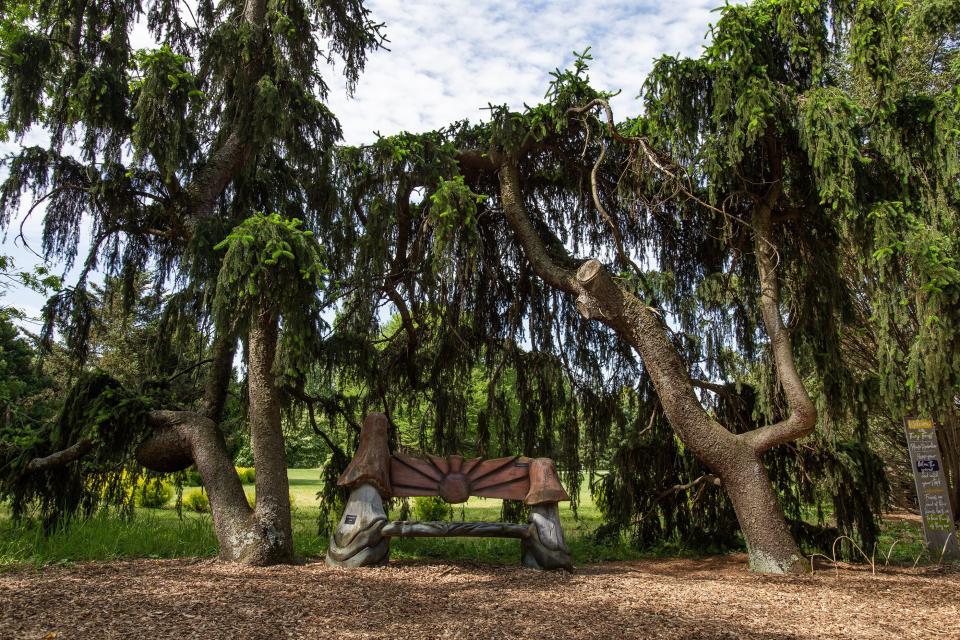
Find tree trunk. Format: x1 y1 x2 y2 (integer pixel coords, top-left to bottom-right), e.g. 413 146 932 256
134 325 294 565
939 407 960 521
496 158 810 573
716 442 803 572
245 305 294 564
137 410 272 563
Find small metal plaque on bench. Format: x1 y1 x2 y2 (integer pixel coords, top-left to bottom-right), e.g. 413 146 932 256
344 514 357 525
513 461 529 468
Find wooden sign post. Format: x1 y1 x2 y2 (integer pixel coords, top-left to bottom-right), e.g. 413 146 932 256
903 418 960 562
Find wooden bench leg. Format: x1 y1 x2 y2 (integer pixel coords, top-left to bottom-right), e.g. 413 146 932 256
325 484 390 567
521 502 572 571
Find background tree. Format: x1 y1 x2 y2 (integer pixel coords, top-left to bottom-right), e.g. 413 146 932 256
831 0 960 517
0 0 383 564
0 255 60 469
0 317 57 454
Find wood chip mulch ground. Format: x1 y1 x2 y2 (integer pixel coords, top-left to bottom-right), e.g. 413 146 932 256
1 554 958 639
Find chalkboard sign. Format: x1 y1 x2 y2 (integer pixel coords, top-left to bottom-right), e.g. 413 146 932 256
903 418 960 561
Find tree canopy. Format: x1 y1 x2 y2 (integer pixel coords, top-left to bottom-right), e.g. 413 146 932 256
0 0 957 572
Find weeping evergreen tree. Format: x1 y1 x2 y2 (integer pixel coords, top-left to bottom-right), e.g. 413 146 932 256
827 0 960 517
0 0 383 564
0 0 954 575
319 0 957 573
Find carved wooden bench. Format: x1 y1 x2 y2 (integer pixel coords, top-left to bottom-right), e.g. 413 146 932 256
325 413 572 570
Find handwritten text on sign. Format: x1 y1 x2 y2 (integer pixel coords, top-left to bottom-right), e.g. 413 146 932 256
904 418 959 560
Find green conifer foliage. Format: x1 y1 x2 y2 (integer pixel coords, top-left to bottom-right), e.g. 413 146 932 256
317 2 956 561
0 0 955 567
0 0 383 545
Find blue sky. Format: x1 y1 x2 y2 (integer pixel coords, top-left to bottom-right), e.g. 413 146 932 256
326 0 721 142
2 0 725 323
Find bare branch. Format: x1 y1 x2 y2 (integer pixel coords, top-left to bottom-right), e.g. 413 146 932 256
692 379 730 395
167 358 213 383
567 98 779 261
498 161 737 464
26 438 92 471
497 160 579 294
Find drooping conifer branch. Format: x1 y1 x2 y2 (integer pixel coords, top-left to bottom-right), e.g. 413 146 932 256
498 158 729 451
568 98 818 456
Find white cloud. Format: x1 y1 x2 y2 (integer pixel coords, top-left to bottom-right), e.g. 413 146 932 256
1 1 728 319
327 0 722 144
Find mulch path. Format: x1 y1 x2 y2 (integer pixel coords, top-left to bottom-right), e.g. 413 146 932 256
1 554 958 639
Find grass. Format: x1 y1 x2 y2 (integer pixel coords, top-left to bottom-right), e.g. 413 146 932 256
0 468 937 569
0 512 219 568
867 516 932 566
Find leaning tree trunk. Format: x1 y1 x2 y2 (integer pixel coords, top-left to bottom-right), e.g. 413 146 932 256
135 327 294 565
496 158 814 573
137 409 258 561
718 442 806 572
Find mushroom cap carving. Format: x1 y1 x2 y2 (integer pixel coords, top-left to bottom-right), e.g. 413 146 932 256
390 453 570 505
337 413 392 496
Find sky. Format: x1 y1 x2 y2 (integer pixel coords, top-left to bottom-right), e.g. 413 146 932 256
2 0 725 322
326 0 720 143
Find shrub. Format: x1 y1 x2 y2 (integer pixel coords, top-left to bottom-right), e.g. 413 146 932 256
246 490 296 509
135 478 172 508
183 489 210 513
235 466 256 483
88 472 171 508
412 495 452 521
183 467 203 487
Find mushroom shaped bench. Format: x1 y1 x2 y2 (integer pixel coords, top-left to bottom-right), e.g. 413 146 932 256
325 412 572 571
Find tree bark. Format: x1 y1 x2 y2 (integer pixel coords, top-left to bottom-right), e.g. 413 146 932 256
245 305 294 564
202 334 236 424
741 198 817 454
496 158 809 573
133 318 295 565
27 326 292 564
721 445 806 573
939 407 960 521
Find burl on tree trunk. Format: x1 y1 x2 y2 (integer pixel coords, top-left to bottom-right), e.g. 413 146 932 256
326 412 572 571
134 317 297 567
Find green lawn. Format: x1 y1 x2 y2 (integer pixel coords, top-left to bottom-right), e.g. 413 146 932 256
0 468 935 569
